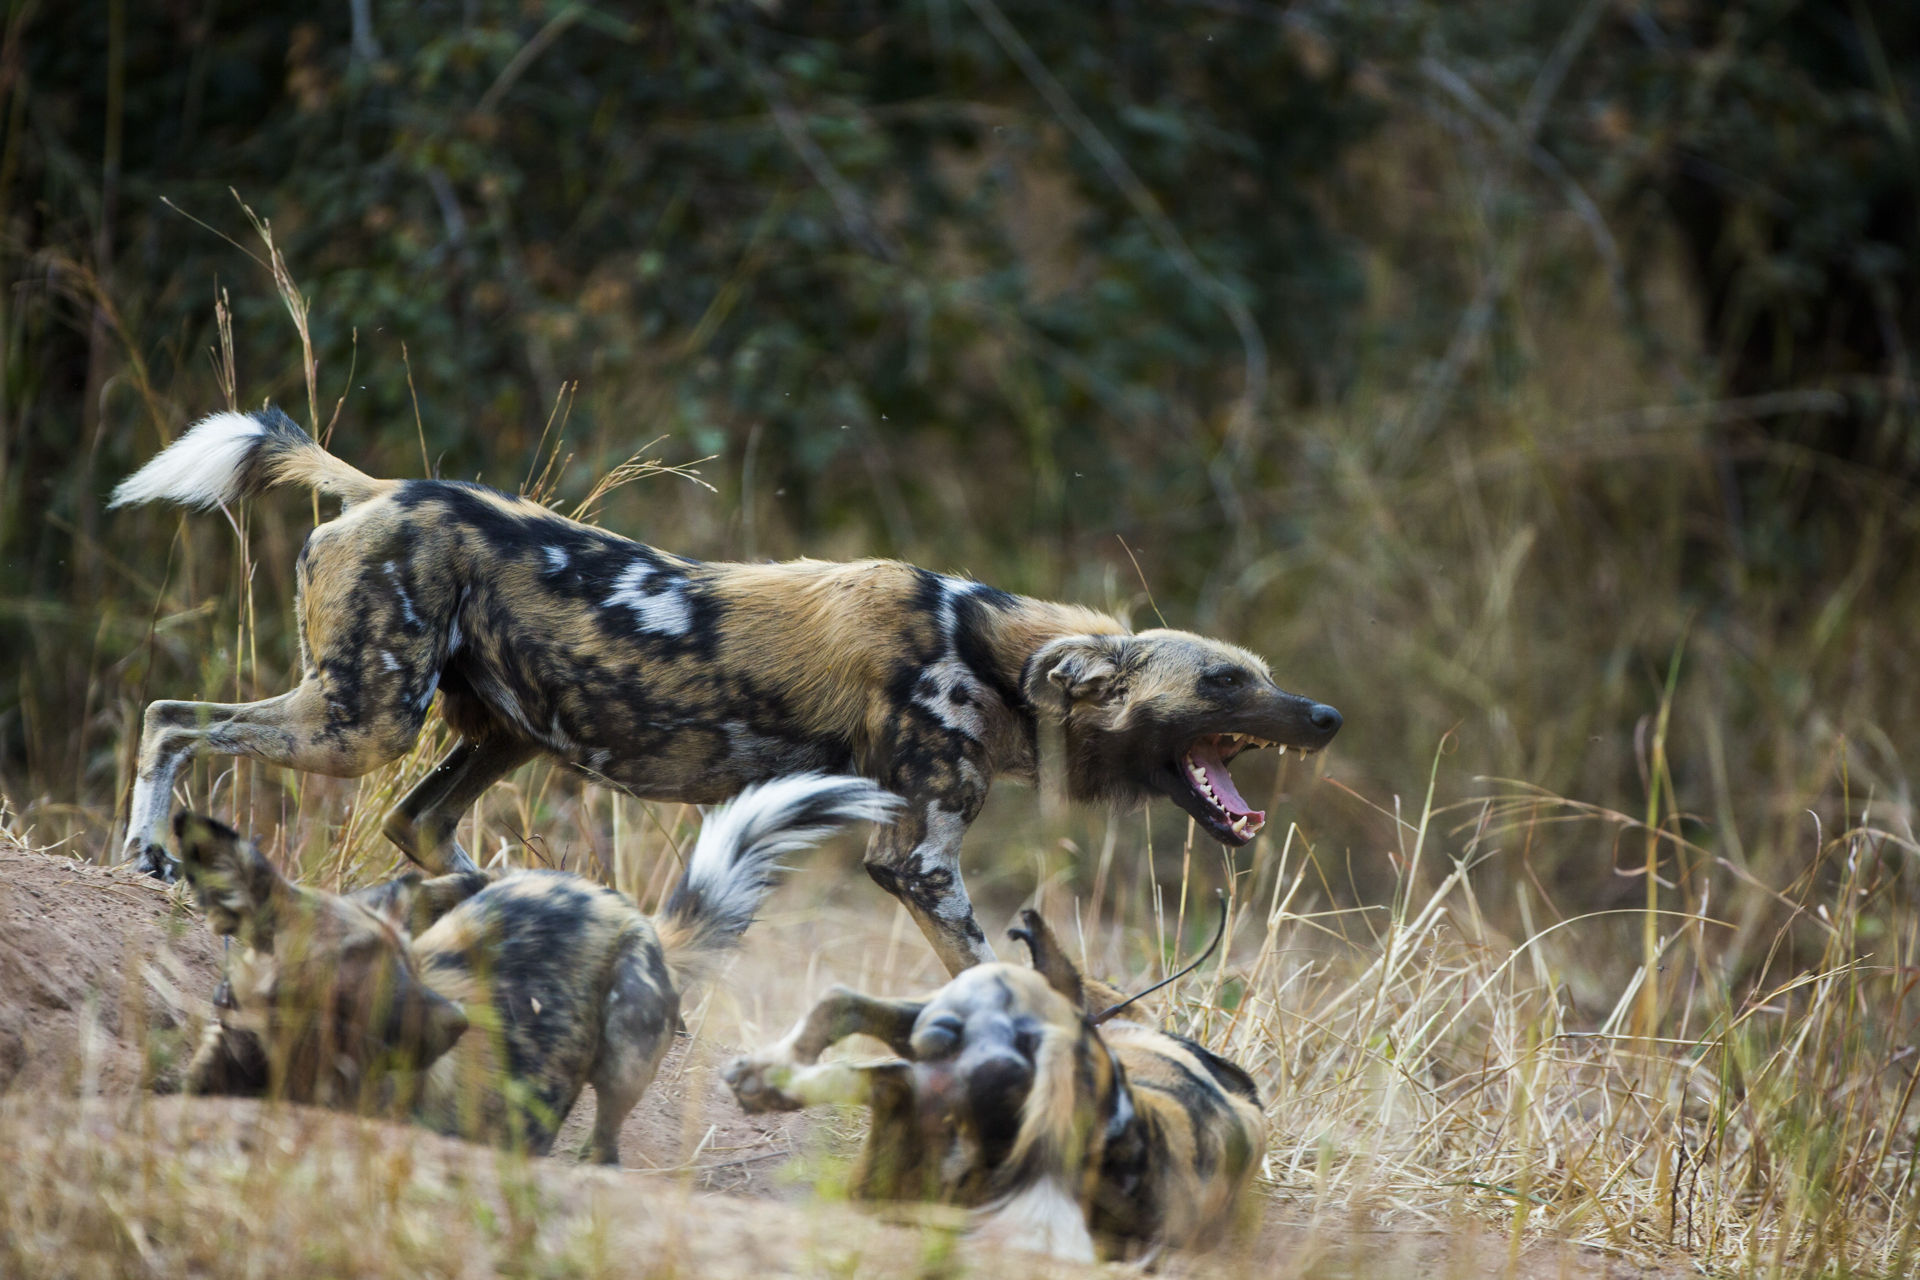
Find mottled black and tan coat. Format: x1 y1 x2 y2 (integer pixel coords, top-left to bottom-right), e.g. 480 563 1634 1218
114 407 1340 974
175 774 895 1163
723 910 1266 1262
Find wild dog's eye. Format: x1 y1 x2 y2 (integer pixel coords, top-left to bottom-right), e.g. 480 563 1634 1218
1205 669 1242 688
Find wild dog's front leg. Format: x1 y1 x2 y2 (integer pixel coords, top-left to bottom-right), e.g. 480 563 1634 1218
382 735 536 874
865 799 996 976
721 986 925 1113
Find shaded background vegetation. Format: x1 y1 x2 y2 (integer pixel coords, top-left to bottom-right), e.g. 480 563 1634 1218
1 0 1917 982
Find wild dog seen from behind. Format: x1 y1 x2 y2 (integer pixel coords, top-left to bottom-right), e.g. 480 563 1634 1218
722 910 1265 1262
114 408 1341 975
177 774 896 1164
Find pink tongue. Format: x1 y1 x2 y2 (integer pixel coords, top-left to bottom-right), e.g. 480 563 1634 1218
1190 740 1264 823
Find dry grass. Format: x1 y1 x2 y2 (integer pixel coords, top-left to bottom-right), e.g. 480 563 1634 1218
4 752 1915 1277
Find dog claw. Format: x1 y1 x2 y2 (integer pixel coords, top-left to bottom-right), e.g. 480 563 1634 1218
128 842 178 883
721 1055 802 1114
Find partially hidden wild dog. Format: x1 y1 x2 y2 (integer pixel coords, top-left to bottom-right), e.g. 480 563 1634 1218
112 406 1342 975
722 909 1265 1263
175 773 897 1164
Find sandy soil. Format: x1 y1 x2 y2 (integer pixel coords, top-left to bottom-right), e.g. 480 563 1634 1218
0 840 1682 1278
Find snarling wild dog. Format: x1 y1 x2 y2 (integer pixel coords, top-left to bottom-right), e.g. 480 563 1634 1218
176 774 897 1164
113 407 1341 974
722 910 1266 1262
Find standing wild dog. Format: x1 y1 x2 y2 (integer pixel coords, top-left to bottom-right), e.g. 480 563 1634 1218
723 909 1265 1262
112 407 1341 974
177 773 897 1164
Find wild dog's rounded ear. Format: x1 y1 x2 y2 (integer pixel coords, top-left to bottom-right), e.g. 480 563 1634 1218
1025 635 1128 715
174 811 285 939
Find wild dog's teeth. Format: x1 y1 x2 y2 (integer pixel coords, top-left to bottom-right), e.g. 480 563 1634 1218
1230 816 1248 835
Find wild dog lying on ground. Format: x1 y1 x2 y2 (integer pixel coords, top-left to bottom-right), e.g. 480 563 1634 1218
722 909 1266 1262
176 773 896 1164
112 407 1341 974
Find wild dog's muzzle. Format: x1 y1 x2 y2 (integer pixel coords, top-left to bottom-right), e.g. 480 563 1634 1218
1166 691 1341 847
911 1008 1037 1154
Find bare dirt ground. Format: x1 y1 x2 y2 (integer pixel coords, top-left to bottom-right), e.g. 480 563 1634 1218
0 839 1688 1278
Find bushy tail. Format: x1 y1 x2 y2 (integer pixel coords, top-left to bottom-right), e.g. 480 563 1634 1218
110 405 391 511
654 774 901 988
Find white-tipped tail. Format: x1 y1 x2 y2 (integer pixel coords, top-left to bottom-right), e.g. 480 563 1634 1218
110 412 265 510
655 774 901 986
111 405 388 511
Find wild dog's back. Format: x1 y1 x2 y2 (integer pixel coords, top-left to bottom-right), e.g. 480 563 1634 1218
1093 1022 1267 1247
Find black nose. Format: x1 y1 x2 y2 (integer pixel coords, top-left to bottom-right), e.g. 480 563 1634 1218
1310 703 1342 736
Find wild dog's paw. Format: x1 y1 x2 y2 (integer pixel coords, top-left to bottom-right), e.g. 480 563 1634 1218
128 840 178 882
721 1054 803 1113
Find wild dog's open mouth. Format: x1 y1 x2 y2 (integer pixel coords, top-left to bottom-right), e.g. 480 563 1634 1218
1181 733 1282 845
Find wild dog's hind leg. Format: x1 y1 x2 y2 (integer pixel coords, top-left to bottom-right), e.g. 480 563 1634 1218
865 798 997 976
123 679 431 879
383 736 537 875
581 933 679 1165
721 985 926 1113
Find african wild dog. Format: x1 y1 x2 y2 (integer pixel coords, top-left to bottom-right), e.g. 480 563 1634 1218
176 774 897 1164
723 909 1265 1262
112 407 1341 975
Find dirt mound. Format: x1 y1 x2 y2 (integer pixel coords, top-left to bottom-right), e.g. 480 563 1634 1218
0 842 220 1093
0 838 811 1180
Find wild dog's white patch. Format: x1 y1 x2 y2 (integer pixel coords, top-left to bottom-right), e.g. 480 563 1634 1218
543 545 569 573
911 806 976 922
484 680 537 739
632 591 691 635
604 560 692 636
914 657 989 738
416 669 440 711
935 574 993 636
381 651 402 672
447 612 464 654
383 561 422 628
108 411 264 511
544 712 577 753
973 1177 1096 1262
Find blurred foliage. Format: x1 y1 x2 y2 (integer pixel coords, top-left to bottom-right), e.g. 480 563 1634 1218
1 0 1917 936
